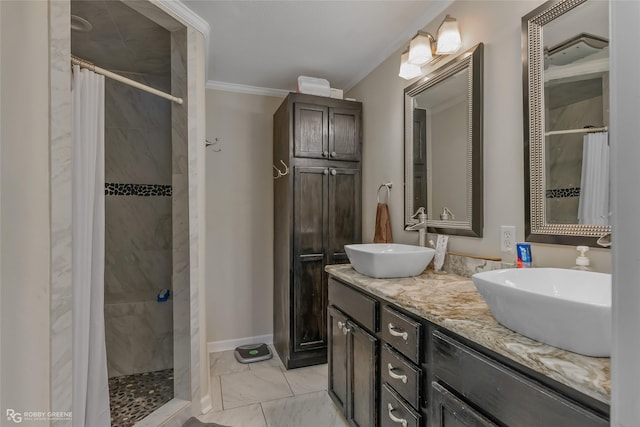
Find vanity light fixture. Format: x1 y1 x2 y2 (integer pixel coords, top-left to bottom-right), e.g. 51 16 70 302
398 48 423 80
408 32 435 65
400 15 463 80
435 15 462 54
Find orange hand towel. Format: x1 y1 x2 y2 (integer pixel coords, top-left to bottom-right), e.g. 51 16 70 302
373 203 393 243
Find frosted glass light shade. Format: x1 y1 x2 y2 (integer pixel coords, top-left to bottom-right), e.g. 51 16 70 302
399 51 422 80
408 34 433 65
436 16 462 54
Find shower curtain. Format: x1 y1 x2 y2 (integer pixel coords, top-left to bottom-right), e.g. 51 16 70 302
71 65 110 427
578 131 610 225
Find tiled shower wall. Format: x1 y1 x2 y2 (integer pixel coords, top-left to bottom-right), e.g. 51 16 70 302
104 73 173 378
545 92 604 224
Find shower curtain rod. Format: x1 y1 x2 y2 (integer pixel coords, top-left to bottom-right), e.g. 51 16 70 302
544 126 608 136
71 55 184 105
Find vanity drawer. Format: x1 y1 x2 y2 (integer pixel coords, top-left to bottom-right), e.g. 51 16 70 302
381 344 421 410
381 383 421 427
328 278 378 332
381 306 421 363
432 330 608 427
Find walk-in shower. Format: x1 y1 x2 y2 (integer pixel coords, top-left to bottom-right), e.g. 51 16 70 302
71 1 175 424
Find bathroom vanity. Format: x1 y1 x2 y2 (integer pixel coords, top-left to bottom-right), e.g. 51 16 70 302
326 264 610 427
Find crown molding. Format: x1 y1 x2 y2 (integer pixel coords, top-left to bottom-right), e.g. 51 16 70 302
155 0 210 37
206 80 290 98
343 0 454 92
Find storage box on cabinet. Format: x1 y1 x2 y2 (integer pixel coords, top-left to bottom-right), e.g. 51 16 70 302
431 330 608 427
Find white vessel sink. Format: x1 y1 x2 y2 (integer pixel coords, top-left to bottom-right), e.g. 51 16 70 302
472 268 611 357
344 243 435 279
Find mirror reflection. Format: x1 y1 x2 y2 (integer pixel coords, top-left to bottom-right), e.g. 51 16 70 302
404 43 483 237
413 68 469 223
543 0 609 226
523 0 611 246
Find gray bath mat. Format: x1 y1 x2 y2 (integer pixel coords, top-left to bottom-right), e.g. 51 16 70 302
182 417 229 427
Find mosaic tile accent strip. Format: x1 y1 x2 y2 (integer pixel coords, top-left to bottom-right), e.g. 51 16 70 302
109 369 174 427
106 183 172 197
546 187 580 199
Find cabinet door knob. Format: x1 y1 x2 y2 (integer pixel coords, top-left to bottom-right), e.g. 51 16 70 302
388 323 409 341
330 151 337 157
387 363 408 384
387 403 408 427
323 151 329 157
330 169 337 176
324 169 329 175
342 325 351 335
337 321 344 329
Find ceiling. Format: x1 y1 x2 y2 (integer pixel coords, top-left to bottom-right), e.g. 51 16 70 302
182 0 451 93
71 0 171 76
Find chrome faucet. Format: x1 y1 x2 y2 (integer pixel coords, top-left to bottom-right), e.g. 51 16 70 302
596 232 611 248
405 207 428 247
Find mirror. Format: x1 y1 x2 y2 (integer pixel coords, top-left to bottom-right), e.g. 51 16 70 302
523 0 610 246
404 43 483 237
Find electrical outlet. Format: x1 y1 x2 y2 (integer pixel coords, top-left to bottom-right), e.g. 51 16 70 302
501 226 516 252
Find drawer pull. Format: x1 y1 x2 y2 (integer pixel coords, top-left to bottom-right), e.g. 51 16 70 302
387 403 408 427
388 323 409 341
387 363 408 384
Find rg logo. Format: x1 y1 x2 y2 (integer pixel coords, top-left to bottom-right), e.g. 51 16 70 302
6 409 22 423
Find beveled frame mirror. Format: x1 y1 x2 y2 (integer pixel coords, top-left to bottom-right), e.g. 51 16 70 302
523 0 611 246
404 43 483 237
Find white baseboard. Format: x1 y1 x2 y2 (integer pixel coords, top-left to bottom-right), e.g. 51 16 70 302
200 393 212 415
207 334 274 353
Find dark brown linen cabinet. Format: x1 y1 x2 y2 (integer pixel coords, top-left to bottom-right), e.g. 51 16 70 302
273 93 362 369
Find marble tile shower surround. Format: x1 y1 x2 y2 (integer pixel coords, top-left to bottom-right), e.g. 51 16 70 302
71 0 171 75
326 264 611 405
546 94 604 224
52 1 203 425
105 301 173 378
105 196 172 304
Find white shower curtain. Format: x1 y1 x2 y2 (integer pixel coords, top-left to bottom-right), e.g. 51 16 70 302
71 65 110 427
578 131 610 225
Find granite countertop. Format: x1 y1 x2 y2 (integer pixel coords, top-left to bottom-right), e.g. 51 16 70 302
325 264 611 405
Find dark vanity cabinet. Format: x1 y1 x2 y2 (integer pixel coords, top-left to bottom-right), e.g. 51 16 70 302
326 274 610 427
274 94 362 369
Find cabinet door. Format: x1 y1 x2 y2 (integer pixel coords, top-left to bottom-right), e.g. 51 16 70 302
431 382 498 427
293 167 328 352
327 167 361 265
328 306 349 415
329 107 361 161
294 103 329 159
349 321 379 427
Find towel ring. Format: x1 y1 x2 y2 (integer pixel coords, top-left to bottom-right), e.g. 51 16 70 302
377 183 392 203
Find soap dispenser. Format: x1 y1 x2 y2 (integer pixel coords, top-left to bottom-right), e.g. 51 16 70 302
572 246 591 271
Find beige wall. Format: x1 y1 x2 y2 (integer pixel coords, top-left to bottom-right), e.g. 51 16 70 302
0 0 52 418
205 89 284 345
347 0 611 272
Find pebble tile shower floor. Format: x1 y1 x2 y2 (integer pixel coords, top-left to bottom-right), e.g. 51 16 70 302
109 369 174 426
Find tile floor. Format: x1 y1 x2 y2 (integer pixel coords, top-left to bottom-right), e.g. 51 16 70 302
198 347 348 427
